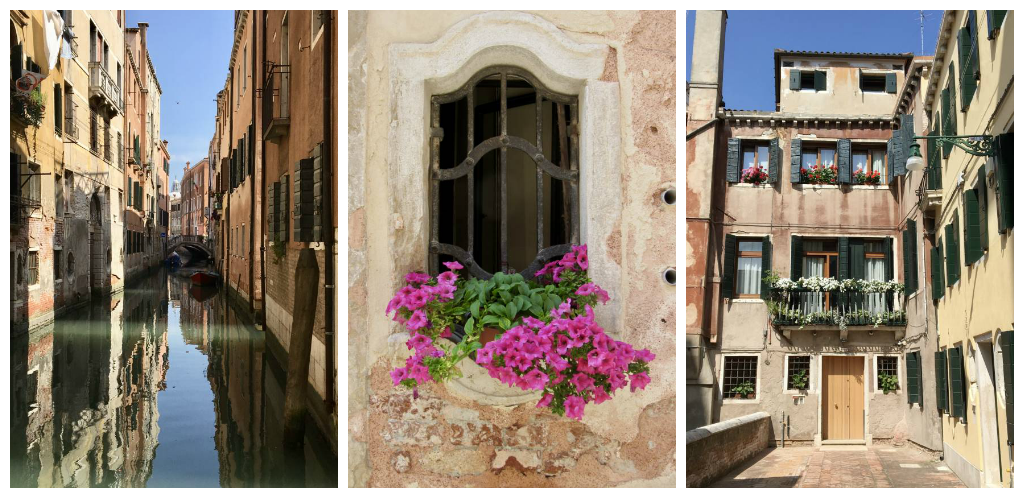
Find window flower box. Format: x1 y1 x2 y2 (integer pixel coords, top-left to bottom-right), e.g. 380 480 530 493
741 166 769 186
800 164 838 185
853 168 882 185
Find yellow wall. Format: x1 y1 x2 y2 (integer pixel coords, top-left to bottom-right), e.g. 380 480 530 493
931 10 1013 487
779 56 908 114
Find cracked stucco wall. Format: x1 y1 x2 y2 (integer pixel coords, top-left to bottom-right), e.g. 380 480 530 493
348 10 676 487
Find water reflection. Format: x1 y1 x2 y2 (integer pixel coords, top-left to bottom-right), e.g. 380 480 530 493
10 269 337 487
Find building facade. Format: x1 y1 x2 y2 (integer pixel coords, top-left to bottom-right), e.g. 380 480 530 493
181 158 209 237
169 180 182 237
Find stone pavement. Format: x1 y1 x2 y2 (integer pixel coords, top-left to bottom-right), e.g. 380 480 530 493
711 444 966 488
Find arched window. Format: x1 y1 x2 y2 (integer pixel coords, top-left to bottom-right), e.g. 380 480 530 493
430 66 579 279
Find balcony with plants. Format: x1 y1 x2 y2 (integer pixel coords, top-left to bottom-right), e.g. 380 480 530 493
11 86 45 127
762 271 907 341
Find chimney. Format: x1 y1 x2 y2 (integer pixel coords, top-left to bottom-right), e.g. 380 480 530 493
185 161 190 172
687 11 727 122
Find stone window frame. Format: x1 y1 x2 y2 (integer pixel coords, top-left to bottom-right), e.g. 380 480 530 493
873 353 902 393
783 353 814 394
388 11 622 405
719 352 761 404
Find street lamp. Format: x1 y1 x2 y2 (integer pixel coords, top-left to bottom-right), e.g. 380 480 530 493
912 134 997 162
905 143 925 172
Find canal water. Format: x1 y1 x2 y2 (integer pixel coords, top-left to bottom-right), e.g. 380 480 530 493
9 269 338 487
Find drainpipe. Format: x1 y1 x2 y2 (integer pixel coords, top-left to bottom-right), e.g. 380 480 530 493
226 68 233 291
322 10 336 414
249 13 257 319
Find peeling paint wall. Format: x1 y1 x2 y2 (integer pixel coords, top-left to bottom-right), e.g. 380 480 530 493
779 56 909 115
348 10 676 487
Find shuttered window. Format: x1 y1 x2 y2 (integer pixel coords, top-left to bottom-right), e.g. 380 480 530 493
726 138 740 183
931 244 945 300
907 351 921 405
722 234 737 299
837 139 852 184
768 138 779 183
789 69 826 91
963 187 983 264
927 118 942 189
293 144 323 243
941 78 956 158
790 234 803 280
988 10 1007 39
935 349 949 412
949 346 966 420
976 175 989 252
994 132 1013 233
999 331 1013 443
958 11 980 110
945 213 961 286
790 138 802 184
903 219 918 295
268 181 278 244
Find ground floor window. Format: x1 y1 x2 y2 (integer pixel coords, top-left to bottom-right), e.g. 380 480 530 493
723 356 758 399
876 355 900 392
54 249 62 280
27 250 38 285
787 355 811 390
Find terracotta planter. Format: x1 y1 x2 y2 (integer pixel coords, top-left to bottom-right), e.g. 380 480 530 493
746 393 755 399
469 326 503 362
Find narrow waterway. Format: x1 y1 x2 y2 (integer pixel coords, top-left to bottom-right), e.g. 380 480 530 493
10 269 338 487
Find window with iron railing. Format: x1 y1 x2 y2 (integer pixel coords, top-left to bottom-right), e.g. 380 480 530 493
90 107 99 154
429 66 579 280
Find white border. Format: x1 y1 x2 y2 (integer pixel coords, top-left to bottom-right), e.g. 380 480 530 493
719 351 761 404
783 352 814 394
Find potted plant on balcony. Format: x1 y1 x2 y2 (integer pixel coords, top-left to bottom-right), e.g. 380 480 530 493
853 168 882 185
800 164 838 185
740 165 769 186
11 86 45 127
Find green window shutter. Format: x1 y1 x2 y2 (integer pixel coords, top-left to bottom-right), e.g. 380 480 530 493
726 138 741 183
850 238 865 281
941 88 953 158
883 236 894 282
838 236 850 279
768 138 779 183
885 72 897 93
127 178 132 206
790 138 802 183
721 234 737 299
889 128 903 184
999 331 1013 443
949 346 966 420
988 11 1007 39
945 223 957 286
268 182 277 243
902 227 912 292
886 138 894 183
760 236 772 299
789 68 801 90
312 143 323 241
932 242 945 299
907 351 921 405
976 176 989 252
790 235 802 280
964 188 982 264
279 174 289 243
294 158 316 242
909 220 918 294
927 121 942 189
11 43 22 82
958 26 977 110
896 113 914 178
837 139 852 184
948 62 958 135
248 123 256 175
814 70 826 91
995 132 1013 233
952 212 961 282
935 350 949 412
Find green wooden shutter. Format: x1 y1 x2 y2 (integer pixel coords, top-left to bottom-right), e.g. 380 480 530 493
248 123 256 175
883 236 894 282
312 144 323 241
760 236 772 299
127 178 133 206
947 62 958 137
722 234 737 299
988 11 1007 39
907 351 921 405
11 43 22 82
935 350 949 412
1000 331 1013 443
927 121 942 189
789 68 801 90
850 238 865 281
932 243 945 299
279 173 289 243
952 213 961 281
790 235 803 280
902 227 912 292
949 346 966 420
958 27 976 110
896 113 913 178
837 139 852 184
945 222 958 286
838 237 850 279
941 88 953 158
889 128 903 184
995 132 1013 233
726 138 740 183
814 70 826 91
268 182 277 244
976 176 989 252
790 138 802 183
908 220 918 294
768 138 779 183
885 72 897 93
294 158 316 241
964 188 982 264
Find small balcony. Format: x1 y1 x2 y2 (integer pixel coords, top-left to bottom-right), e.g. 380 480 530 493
63 113 79 143
89 62 122 116
262 64 290 142
766 287 907 342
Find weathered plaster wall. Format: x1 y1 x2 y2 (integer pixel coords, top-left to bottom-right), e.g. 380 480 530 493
349 10 676 487
779 57 909 115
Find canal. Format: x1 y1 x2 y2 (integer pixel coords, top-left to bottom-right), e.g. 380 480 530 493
10 269 338 487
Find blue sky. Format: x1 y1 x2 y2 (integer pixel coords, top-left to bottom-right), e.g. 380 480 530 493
127 10 234 187
686 10 944 111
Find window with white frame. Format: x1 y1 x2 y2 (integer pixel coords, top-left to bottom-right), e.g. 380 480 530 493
723 355 758 399
786 355 812 391
876 355 900 391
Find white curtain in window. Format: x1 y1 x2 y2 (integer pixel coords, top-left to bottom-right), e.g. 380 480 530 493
865 258 886 314
737 257 762 296
801 257 825 313
872 154 884 175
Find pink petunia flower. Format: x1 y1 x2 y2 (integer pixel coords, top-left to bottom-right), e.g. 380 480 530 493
521 369 550 390
437 271 457 285
575 282 596 296
405 309 429 331
571 372 595 392
475 347 494 365
407 332 433 351
390 367 408 386
564 396 585 421
443 260 464 271
630 371 651 392
634 349 656 363
593 386 612 404
405 289 431 310
405 272 430 284
537 393 554 408
440 327 452 339
576 251 588 270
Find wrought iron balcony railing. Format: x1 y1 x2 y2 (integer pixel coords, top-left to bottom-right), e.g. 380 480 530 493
262 63 290 141
88 62 122 114
767 290 907 328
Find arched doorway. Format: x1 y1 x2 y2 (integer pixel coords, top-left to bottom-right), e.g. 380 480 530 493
90 193 104 292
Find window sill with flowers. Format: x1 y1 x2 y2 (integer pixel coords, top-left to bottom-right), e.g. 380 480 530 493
761 271 907 330
386 245 655 421
799 164 838 185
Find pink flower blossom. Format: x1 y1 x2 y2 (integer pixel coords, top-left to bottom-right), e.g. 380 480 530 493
564 395 585 421
521 369 549 390
475 347 494 365
390 367 408 386
407 333 433 351
537 393 554 408
634 349 656 363
630 371 651 392
408 364 432 383
443 260 464 271
438 271 457 285
575 282 596 296
571 372 595 392
593 386 612 404
405 272 430 284
576 251 589 270
405 309 428 331
440 327 452 339
405 289 430 310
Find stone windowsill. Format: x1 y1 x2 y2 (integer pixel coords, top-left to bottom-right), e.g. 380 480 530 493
730 298 764 303
723 397 760 404
729 182 772 188
797 184 839 189
851 185 889 190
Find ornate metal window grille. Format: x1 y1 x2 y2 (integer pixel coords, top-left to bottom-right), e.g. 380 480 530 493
429 66 580 279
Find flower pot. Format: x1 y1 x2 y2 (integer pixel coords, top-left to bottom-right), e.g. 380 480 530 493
479 326 501 346
746 393 755 399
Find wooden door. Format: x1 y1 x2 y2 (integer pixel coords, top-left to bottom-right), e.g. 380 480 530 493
822 356 865 441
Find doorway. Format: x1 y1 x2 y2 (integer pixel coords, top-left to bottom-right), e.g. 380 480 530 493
90 194 103 292
822 356 865 441
974 337 1003 487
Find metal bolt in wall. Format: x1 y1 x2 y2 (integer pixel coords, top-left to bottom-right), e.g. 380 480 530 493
662 188 675 205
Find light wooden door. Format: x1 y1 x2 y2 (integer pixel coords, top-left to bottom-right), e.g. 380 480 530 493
822 356 865 440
